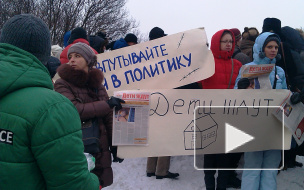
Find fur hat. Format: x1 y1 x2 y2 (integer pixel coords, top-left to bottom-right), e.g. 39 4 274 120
68 27 87 44
262 18 282 35
68 42 97 68
230 28 241 41
0 14 51 65
149 27 167 40
51 45 63 58
242 27 259 42
124 33 138 44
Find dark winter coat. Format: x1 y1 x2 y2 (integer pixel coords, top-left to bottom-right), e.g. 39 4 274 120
276 41 302 91
282 26 304 53
233 45 251 65
54 64 114 187
89 35 105 53
0 43 99 190
198 29 242 89
281 26 304 91
240 39 255 61
60 38 98 64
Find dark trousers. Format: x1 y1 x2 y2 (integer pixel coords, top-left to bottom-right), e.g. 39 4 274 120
204 154 230 189
227 152 243 177
282 137 303 167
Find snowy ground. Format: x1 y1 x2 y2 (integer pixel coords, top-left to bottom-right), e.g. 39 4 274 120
106 155 304 190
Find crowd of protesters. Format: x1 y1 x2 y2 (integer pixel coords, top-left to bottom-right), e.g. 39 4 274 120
1 13 304 190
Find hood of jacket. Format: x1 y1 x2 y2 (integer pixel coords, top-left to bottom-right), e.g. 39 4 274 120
89 35 105 53
211 29 235 60
113 38 128 50
253 32 281 65
281 26 304 52
57 63 104 89
0 43 53 98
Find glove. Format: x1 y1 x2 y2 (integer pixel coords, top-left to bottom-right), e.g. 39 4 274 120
111 146 124 163
290 92 303 104
237 78 250 89
107 97 125 110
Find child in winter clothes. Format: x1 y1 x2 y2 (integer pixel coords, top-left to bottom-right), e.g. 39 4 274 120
235 32 287 190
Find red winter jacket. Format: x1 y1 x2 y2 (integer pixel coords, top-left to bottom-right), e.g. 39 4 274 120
198 29 242 89
60 38 98 64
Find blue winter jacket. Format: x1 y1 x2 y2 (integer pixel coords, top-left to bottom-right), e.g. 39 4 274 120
234 32 287 89
112 38 128 50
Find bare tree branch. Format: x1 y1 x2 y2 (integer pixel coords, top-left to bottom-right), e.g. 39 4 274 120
0 0 140 46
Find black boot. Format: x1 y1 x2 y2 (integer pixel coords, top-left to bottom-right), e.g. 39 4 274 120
146 172 155 177
156 171 179 179
294 161 303 167
226 175 241 189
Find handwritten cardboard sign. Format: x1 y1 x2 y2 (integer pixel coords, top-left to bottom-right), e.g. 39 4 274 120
117 89 292 158
97 28 215 95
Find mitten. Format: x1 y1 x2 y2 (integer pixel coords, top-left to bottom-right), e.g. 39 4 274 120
106 97 125 110
237 78 250 89
290 92 303 104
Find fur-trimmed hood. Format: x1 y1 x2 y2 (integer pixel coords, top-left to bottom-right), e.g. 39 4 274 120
57 64 104 89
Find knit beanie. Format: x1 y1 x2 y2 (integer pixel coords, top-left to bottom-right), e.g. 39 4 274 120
230 28 241 41
149 27 167 40
124 33 138 44
263 35 281 51
68 27 87 45
262 18 282 35
46 56 61 78
68 42 97 68
51 45 63 57
0 14 51 65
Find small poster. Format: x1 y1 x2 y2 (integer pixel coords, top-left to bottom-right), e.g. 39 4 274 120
112 91 150 145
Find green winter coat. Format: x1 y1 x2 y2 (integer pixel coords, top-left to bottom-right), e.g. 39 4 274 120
0 43 99 190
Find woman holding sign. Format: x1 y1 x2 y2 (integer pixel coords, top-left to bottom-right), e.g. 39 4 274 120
235 32 287 190
198 29 242 190
54 42 124 188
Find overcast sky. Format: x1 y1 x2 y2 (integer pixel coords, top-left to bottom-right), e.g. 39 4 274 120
126 0 304 43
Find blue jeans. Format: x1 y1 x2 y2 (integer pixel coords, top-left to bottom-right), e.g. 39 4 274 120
241 150 281 190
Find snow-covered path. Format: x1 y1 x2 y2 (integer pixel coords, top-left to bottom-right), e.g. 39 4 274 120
106 155 304 190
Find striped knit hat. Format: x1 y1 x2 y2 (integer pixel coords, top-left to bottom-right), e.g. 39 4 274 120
0 14 51 65
68 42 97 68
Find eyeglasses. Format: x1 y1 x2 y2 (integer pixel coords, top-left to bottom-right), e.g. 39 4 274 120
220 40 234 44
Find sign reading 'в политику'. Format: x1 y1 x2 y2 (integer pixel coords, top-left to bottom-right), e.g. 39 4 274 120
96 28 215 95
